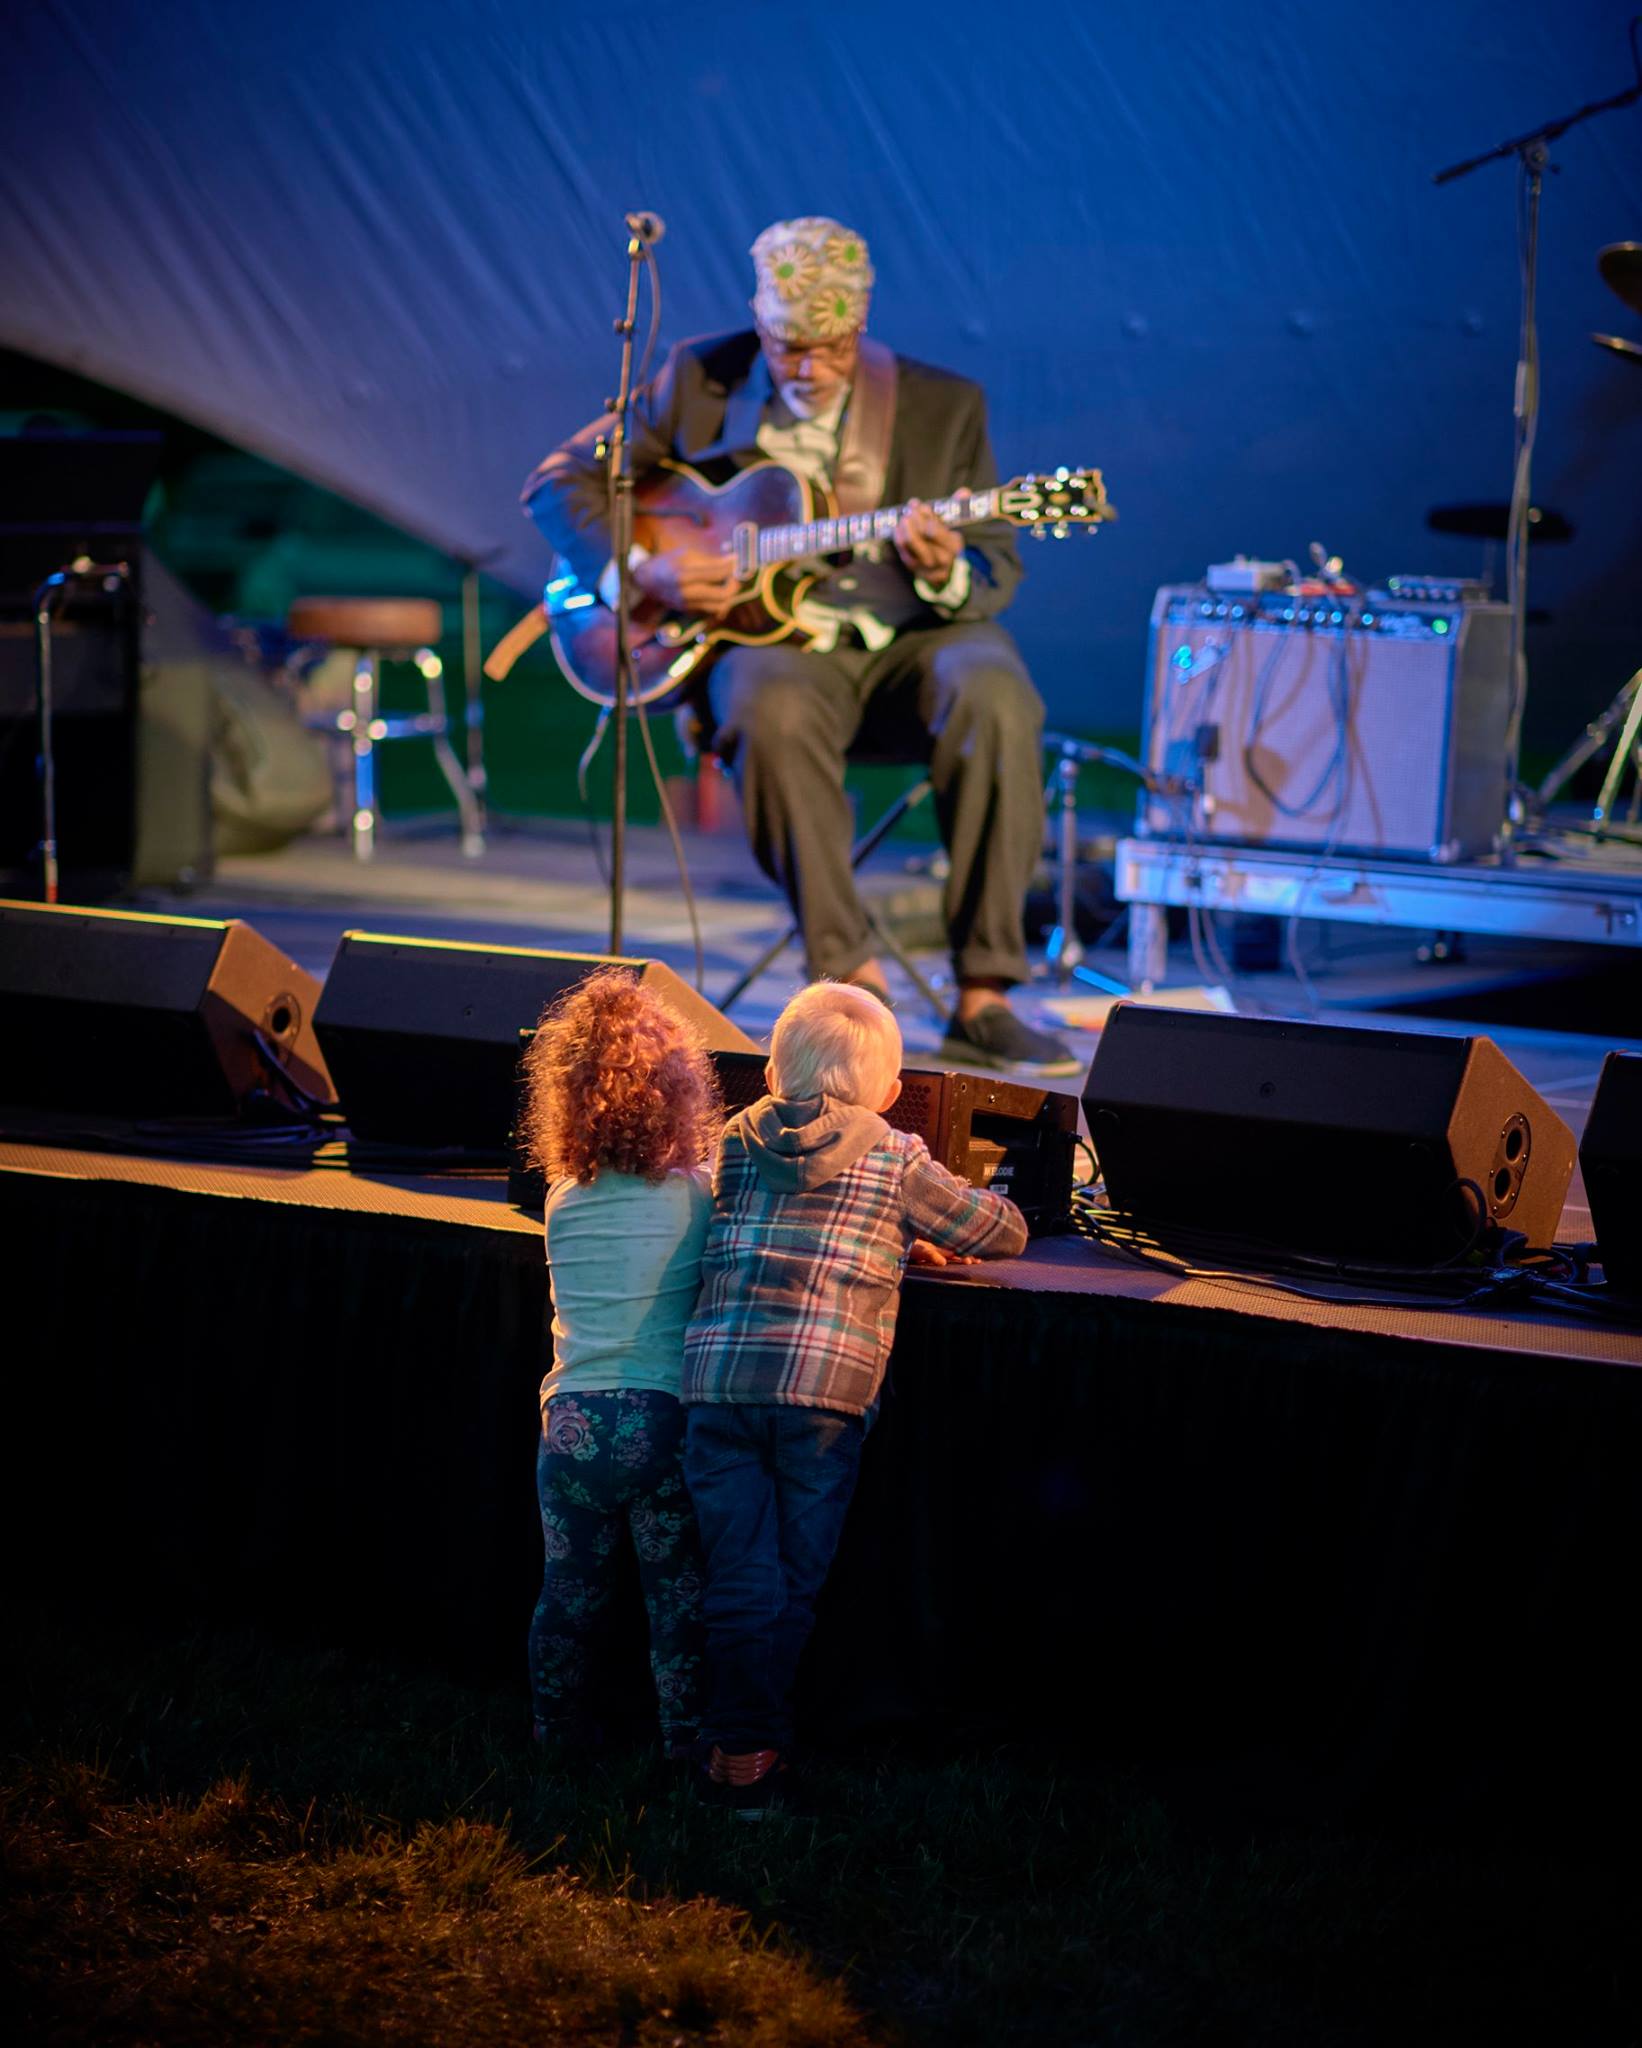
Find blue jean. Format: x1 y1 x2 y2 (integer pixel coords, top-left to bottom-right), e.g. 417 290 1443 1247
682 1402 866 1754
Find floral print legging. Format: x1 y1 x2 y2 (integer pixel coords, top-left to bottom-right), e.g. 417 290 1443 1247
529 1388 705 1750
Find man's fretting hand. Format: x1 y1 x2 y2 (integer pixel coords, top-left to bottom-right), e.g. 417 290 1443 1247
633 548 741 617
893 496 965 589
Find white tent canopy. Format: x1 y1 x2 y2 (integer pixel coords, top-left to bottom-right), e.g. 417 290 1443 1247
4 0 1639 736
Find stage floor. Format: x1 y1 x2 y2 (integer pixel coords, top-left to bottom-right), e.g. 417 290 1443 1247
3 1111 1634 1370
34 809 1622 1371
133 809 1642 1066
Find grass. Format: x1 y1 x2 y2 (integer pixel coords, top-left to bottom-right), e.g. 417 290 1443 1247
3 1619 1639 2046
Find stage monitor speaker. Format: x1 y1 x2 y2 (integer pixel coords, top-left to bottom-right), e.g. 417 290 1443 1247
1138 584 1512 861
314 933 761 1150
1082 1003 1576 1264
1578 1051 1642 1296
0 898 335 1118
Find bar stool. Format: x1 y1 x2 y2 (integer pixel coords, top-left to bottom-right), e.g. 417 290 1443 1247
287 596 484 861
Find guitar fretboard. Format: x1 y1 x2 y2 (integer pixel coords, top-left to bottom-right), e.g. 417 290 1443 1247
756 489 998 568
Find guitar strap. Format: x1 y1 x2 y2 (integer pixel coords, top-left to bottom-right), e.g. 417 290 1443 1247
832 337 898 515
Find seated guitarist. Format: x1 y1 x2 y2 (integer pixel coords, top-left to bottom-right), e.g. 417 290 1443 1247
522 214 1078 1077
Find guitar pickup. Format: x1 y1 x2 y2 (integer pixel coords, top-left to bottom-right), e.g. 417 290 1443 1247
731 522 758 580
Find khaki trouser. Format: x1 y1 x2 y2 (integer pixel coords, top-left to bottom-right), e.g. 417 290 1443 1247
706 620 1046 987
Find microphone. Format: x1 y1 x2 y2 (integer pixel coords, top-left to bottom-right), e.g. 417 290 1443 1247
625 210 666 245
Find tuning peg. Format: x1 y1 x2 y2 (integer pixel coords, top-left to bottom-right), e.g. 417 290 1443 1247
1052 522 1069 539
1030 526 1049 541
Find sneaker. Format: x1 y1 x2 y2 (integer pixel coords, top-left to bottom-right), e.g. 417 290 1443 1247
940 1002 1082 1079
700 1744 789 1817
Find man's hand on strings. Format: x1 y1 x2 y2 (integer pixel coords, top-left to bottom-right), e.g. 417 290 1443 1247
634 549 741 617
893 496 964 588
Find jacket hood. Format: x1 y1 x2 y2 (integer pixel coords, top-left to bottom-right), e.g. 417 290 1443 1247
739 1094 890 1193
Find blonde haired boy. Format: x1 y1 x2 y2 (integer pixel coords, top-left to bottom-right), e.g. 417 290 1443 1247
681 981 1026 1812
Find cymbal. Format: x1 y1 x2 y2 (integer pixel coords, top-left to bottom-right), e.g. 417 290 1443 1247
1598 242 1642 317
1425 501 1574 544
1593 332 1642 365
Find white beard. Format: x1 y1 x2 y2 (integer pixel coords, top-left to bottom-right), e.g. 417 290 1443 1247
775 376 827 420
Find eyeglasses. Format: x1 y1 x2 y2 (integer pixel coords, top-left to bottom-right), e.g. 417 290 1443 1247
757 328 861 370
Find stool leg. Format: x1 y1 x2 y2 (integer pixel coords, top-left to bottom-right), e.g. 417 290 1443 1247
460 565 490 845
419 651 486 857
861 905 948 1026
1126 901 1168 991
720 920 803 1015
851 776 946 1026
351 650 379 860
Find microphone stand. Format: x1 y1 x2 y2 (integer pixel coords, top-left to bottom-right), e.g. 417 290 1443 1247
1432 19 1642 851
603 222 652 956
1041 732 1156 995
33 556 131 904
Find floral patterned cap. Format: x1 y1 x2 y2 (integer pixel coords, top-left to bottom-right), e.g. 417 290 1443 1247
749 217 874 341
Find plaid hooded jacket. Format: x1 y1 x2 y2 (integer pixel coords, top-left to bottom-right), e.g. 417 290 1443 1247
681 1093 1028 1417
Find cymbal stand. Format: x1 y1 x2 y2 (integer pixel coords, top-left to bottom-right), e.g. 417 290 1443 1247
1536 664 1642 839
1432 18 1642 850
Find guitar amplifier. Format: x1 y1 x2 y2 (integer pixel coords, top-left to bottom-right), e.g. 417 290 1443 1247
1137 584 1512 862
510 1049 1078 1237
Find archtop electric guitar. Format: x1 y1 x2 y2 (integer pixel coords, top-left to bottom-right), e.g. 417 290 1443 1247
524 457 1114 710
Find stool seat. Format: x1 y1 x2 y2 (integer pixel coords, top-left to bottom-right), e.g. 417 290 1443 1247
286 594 481 862
288 596 444 649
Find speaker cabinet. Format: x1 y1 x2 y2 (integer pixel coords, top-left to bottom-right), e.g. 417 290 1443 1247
1083 1003 1575 1263
1138 585 1511 861
314 934 760 1150
716 1052 1076 1226
1579 1051 1642 1296
0 898 334 1117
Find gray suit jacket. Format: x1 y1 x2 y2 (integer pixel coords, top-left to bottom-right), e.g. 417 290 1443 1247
521 328 1024 626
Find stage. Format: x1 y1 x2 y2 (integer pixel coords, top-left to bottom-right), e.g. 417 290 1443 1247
7 810 1642 1838
1118 829 1642 987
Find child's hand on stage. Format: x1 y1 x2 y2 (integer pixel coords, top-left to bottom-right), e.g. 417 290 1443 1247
908 1239 980 1268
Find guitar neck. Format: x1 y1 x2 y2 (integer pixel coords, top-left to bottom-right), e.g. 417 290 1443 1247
755 489 1000 570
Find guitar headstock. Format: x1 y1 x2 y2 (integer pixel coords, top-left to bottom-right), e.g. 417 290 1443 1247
994 468 1115 537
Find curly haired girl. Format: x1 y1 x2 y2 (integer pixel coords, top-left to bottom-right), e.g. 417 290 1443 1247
521 967 721 1756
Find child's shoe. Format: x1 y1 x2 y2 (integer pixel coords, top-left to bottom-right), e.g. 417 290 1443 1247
702 1744 789 1818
